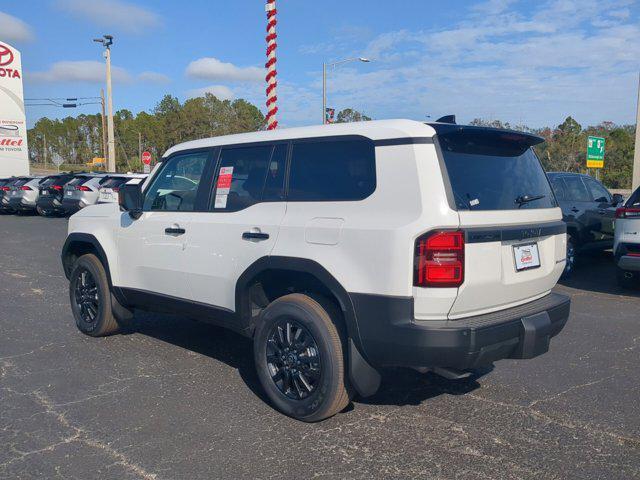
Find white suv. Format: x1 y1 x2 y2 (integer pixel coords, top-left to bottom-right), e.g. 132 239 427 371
61 119 571 421
614 186 640 287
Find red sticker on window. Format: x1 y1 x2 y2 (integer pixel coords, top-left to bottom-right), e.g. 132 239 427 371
216 166 233 194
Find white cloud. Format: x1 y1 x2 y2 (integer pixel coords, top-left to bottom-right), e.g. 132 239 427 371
28 61 131 83
55 0 161 33
138 71 170 84
0 11 35 42
186 57 263 83
187 85 235 101
287 0 640 128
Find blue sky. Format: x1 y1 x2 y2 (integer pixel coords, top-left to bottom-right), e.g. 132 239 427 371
2 0 640 129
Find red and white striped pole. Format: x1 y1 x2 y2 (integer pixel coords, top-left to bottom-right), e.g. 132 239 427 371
265 0 278 130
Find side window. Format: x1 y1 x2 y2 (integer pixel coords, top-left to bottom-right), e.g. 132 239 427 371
211 145 276 211
562 176 591 202
263 144 287 201
143 151 208 211
550 177 567 201
288 138 376 201
583 177 611 203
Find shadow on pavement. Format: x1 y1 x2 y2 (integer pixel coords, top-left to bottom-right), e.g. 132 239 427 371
128 311 491 410
560 250 640 297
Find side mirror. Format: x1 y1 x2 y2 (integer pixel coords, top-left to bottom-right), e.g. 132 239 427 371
612 193 624 206
119 182 143 219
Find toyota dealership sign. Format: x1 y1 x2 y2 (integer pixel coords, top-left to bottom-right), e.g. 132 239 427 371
0 41 29 176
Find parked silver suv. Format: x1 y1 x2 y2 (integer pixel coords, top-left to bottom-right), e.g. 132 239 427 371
62 174 108 214
6 177 43 214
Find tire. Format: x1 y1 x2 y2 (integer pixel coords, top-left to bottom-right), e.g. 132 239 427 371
254 293 350 422
37 206 52 217
616 267 638 289
69 254 120 337
561 236 576 279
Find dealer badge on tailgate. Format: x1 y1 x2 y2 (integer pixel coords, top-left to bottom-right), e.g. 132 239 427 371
514 243 541 271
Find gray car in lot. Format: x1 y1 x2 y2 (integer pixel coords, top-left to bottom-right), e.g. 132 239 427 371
6 177 44 213
61 173 108 214
0 177 18 213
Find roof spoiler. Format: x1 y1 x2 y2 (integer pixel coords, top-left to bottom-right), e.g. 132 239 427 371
435 115 456 124
428 123 544 148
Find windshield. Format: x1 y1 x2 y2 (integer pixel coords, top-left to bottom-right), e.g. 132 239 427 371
439 133 556 210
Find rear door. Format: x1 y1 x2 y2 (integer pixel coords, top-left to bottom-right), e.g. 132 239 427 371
186 143 288 310
437 129 565 318
582 176 615 243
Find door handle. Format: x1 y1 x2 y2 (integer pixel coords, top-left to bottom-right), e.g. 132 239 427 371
165 227 186 235
242 231 270 241
570 207 579 213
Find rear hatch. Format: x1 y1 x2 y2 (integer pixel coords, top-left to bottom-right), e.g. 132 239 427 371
40 176 64 198
615 188 640 254
436 126 565 318
64 176 92 200
98 176 129 203
8 178 31 200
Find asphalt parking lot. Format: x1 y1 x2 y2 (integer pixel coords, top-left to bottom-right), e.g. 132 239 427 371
1 214 639 480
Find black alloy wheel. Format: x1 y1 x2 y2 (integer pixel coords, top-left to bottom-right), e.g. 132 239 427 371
266 319 321 400
74 268 100 326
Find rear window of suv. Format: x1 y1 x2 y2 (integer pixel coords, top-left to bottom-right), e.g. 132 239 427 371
627 188 640 208
100 177 129 189
439 131 556 210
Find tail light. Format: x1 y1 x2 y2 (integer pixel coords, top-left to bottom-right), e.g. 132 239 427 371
52 185 63 191
0 186 10 191
76 185 91 191
616 207 640 219
414 231 465 288
20 186 32 191
112 187 120 192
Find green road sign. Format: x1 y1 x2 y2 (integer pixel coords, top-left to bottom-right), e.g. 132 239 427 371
587 136 605 168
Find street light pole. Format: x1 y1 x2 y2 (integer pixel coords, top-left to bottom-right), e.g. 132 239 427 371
100 89 108 164
322 57 370 124
633 73 640 192
94 35 116 172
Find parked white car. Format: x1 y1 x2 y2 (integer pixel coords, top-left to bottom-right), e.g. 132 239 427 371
97 174 148 204
61 119 570 421
614 186 640 287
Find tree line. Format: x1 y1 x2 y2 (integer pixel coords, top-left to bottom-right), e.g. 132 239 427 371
27 94 636 188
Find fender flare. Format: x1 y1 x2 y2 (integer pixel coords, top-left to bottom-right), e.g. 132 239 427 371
235 256 381 397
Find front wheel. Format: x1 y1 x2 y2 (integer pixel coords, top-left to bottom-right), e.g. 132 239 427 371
253 294 350 422
69 254 120 336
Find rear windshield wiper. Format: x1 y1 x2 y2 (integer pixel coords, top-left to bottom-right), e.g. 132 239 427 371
515 194 545 208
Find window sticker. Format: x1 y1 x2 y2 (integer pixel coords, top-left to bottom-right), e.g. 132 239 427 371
214 194 228 209
216 166 233 195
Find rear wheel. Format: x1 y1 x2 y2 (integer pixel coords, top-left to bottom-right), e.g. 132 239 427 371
69 254 120 336
254 294 350 422
36 206 52 217
561 236 576 279
616 267 639 289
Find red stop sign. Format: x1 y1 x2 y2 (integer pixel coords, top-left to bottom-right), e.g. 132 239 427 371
142 151 152 165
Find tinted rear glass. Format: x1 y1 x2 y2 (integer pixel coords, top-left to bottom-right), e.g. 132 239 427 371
627 188 640 208
439 133 556 210
288 138 376 201
12 178 31 187
67 176 91 186
100 177 130 189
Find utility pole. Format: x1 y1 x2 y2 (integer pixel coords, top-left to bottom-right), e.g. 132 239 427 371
100 89 108 163
93 35 116 172
633 73 640 192
138 131 142 164
43 134 47 168
322 62 326 124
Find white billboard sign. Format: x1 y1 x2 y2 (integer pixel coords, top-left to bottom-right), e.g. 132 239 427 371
0 41 29 177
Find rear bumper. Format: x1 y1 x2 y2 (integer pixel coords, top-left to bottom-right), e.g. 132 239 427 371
38 196 66 212
615 244 640 271
8 197 36 210
62 198 85 213
351 292 570 370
